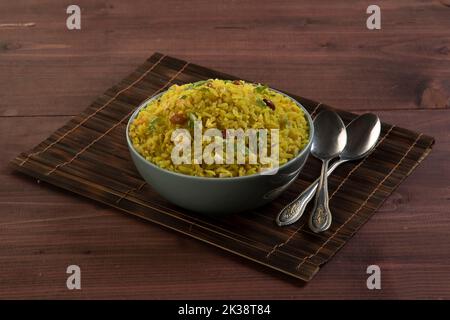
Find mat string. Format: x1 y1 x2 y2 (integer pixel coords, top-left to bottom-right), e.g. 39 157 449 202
116 181 147 204
310 102 322 117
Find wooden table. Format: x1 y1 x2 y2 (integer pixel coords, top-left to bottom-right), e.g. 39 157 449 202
1 0 449 299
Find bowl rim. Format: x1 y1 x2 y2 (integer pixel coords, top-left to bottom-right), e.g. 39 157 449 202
126 84 315 181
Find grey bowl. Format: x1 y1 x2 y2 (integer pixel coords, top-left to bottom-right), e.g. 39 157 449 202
126 90 314 215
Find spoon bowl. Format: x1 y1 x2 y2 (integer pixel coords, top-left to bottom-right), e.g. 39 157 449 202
340 113 381 160
311 111 348 160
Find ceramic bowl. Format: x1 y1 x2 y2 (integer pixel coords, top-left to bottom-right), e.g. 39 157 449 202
126 90 314 215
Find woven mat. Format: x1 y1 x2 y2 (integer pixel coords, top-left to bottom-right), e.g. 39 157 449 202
11 53 434 281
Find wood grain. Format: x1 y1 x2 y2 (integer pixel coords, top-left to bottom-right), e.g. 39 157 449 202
1 0 449 116
0 0 449 299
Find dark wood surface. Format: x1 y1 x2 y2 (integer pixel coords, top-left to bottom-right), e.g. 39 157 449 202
1 0 449 299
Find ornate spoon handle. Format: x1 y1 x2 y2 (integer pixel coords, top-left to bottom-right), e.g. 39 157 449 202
276 159 346 226
308 159 332 232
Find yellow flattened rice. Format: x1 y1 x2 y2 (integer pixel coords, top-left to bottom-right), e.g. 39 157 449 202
128 79 309 177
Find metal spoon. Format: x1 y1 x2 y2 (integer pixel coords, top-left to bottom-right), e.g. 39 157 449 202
308 111 347 233
276 113 381 227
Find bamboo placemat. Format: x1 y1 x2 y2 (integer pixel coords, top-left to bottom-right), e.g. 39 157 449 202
10 52 434 281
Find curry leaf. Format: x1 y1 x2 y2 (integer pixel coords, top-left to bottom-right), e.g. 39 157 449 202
148 117 160 131
187 112 197 130
192 80 208 87
255 84 268 94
